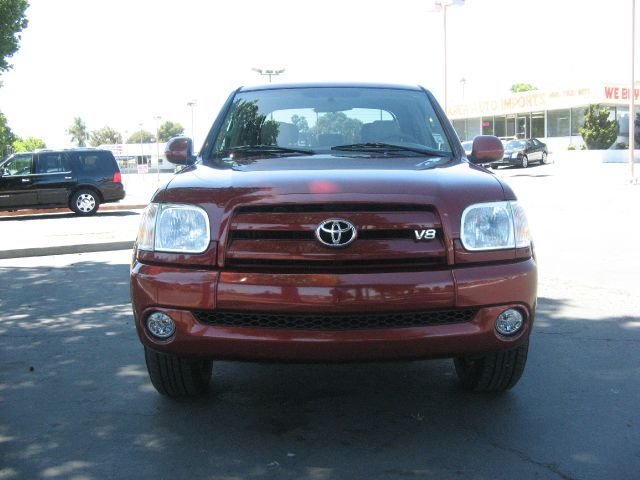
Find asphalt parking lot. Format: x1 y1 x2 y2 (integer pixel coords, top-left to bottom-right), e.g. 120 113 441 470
0 157 638 480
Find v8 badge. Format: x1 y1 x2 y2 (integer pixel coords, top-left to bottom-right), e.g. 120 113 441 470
414 229 437 241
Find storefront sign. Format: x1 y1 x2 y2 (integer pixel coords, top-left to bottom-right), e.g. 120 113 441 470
448 86 599 118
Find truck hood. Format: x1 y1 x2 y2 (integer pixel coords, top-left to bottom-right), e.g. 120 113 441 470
160 155 510 198
153 155 515 238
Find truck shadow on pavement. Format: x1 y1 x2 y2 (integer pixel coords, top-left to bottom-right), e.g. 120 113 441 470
0 259 638 479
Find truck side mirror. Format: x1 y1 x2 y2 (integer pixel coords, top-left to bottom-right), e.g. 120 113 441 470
165 137 196 166
467 135 504 164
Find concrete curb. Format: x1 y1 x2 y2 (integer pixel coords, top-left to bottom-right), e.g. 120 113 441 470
0 204 147 217
0 241 134 259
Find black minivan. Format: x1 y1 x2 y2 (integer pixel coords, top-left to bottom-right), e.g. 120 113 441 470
0 149 125 215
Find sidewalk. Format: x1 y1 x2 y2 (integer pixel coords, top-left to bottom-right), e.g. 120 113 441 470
0 173 174 259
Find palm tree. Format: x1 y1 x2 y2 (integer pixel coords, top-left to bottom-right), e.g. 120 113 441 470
67 117 88 147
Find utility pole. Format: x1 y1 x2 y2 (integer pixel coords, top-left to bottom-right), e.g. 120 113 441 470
432 1 465 113
154 115 162 181
630 0 637 184
138 123 144 179
187 101 197 150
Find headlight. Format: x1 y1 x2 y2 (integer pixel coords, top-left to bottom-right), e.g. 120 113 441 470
461 201 531 251
511 151 521 159
137 203 210 254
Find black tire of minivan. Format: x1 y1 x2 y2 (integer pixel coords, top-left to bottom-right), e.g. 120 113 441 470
144 347 213 397
454 339 529 392
70 189 100 215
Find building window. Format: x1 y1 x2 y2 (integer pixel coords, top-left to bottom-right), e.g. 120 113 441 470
570 107 586 136
494 116 506 137
482 117 494 135
614 106 629 136
531 112 545 138
547 109 570 137
506 115 516 137
453 118 481 141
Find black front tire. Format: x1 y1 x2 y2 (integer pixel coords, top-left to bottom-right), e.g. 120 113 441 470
144 347 213 397
70 189 100 215
454 339 529 392
541 151 548 164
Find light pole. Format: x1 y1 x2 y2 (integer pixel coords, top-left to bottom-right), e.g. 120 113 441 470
154 115 162 181
138 122 144 178
630 0 637 184
187 100 197 149
460 77 466 102
252 67 285 83
432 1 465 113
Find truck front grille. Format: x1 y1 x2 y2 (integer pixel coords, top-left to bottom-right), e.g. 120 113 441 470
192 308 478 331
223 203 448 270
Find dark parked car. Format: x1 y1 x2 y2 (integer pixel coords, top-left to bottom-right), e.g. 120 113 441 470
0 149 125 215
131 83 536 397
490 138 548 169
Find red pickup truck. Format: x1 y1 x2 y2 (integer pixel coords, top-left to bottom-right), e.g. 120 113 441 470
131 83 536 397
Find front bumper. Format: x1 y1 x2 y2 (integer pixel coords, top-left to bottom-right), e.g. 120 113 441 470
131 259 537 362
491 155 521 166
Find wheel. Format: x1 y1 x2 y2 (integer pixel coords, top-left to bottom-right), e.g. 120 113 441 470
144 347 212 397
490 164 498 169
70 189 100 215
520 155 529 168
454 339 529 392
541 151 548 164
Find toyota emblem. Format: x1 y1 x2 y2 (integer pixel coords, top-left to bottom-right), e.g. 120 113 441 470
315 219 357 247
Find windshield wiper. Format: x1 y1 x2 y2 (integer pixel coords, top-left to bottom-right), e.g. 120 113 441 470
331 143 449 157
227 145 314 156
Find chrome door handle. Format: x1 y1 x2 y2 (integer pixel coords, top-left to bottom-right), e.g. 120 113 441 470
65 176 73 180
21 178 30 183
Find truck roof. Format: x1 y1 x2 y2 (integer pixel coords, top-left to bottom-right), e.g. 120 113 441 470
238 82 425 93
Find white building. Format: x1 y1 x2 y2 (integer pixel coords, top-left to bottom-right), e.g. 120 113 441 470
448 81 638 153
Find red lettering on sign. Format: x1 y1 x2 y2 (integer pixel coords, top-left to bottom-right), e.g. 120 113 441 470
622 88 629 100
605 87 615 99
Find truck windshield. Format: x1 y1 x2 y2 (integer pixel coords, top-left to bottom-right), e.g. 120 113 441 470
209 87 453 160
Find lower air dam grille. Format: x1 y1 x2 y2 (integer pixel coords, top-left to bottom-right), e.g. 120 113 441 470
192 309 478 331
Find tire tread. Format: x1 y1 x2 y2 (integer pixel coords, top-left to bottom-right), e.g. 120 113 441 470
144 347 212 397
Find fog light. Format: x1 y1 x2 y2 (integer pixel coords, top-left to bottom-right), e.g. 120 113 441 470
495 309 524 336
146 312 175 339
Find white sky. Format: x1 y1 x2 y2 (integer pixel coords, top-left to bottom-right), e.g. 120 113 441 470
0 0 637 148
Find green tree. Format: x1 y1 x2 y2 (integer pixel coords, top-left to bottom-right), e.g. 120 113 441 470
310 112 362 144
0 110 16 158
67 117 88 147
0 0 29 73
158 121 184 142
89 126 122 146
291 114 309 133
13 135 45 152
127 130 155 144
510 83 537 93
579 104 619 150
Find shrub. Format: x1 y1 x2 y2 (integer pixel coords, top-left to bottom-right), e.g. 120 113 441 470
579 104 619 150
